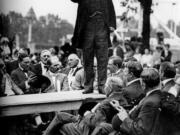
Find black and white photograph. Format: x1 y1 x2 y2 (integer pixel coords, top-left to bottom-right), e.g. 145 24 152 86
0 0 180 135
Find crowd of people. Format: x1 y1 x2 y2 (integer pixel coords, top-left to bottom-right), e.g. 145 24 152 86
1 32 180 135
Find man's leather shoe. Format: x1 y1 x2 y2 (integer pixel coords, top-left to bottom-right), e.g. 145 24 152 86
83 90 93 94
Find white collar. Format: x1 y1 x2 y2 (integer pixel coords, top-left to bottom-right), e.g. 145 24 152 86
115 69 122 74
19 64 24 71
162 78 174 86
68 67 78 76
71 67 77 72
40 61 45 67
127 78 141 86
146 88 160 97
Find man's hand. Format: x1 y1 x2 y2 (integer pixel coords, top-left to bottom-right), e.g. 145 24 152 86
110 100 129 121
28 75 38 86
117 107 129 121
110 100 120 111
91 103 101 113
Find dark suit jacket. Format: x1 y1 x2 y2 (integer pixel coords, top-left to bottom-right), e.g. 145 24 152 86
58 92 120 135
5 60 18 74
120 90 164 135
160 92 180 135
162 79 175 92
161 50 172 62
123 79 144 107
30 63 42 75
11 67 31 93
71 0 116 49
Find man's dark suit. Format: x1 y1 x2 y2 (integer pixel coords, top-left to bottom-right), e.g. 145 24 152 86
30 63 42 75
71 0 116 93
71 0 116 49
123 79 144 108
119 90 164 135
11 67 30 93
160 92 180 135
162 79 175 92
161 50 172 62
5 60 18 74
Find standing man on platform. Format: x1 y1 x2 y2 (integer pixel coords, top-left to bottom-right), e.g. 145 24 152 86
71 0 116 94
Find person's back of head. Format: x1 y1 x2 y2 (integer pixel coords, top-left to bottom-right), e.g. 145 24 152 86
18 53 29 63
123 56 137 63
104 77 124 97
160 62 176 79
126 61 143 78
141 68 160 90
164 44 170 49
18 48 29 56
109 56 123 69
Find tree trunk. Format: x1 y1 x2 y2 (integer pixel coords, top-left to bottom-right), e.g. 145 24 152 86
140 0 152 51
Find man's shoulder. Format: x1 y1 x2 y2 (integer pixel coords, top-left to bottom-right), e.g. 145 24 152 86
163 79 175 91
31 63 41 68
75 67 84 75
125 80 142 90
30 63 42 74
144 90 162 105
11 67 21 75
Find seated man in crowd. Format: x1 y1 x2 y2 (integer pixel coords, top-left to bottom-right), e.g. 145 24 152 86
107 56 123 78
43 78 128 135
160 62 176 92
5 47 29 74
0 58 23 96
122 61 144 108
161 44 172 62
108 35 124 60
67 53 84 90
111 68 163 135
45 59 69 92
11 53 51 94
31 49 51 76
11 53 33 94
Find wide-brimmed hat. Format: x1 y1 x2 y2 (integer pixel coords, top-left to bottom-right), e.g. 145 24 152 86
28 75 51 89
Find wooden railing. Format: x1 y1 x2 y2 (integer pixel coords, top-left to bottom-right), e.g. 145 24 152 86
0 91 106 117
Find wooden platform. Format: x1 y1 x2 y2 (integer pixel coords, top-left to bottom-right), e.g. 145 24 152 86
0 91 106 117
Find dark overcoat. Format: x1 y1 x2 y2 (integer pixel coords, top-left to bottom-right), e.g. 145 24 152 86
71 0 116 49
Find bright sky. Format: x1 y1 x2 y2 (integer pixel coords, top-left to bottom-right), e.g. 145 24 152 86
0 0 180 27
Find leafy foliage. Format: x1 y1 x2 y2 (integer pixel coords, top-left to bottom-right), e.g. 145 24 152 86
0 9 74 47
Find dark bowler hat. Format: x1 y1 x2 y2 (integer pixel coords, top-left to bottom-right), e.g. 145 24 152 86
28 75 51 90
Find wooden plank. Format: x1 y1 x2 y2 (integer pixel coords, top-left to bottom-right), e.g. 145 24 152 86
0 91 106 117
